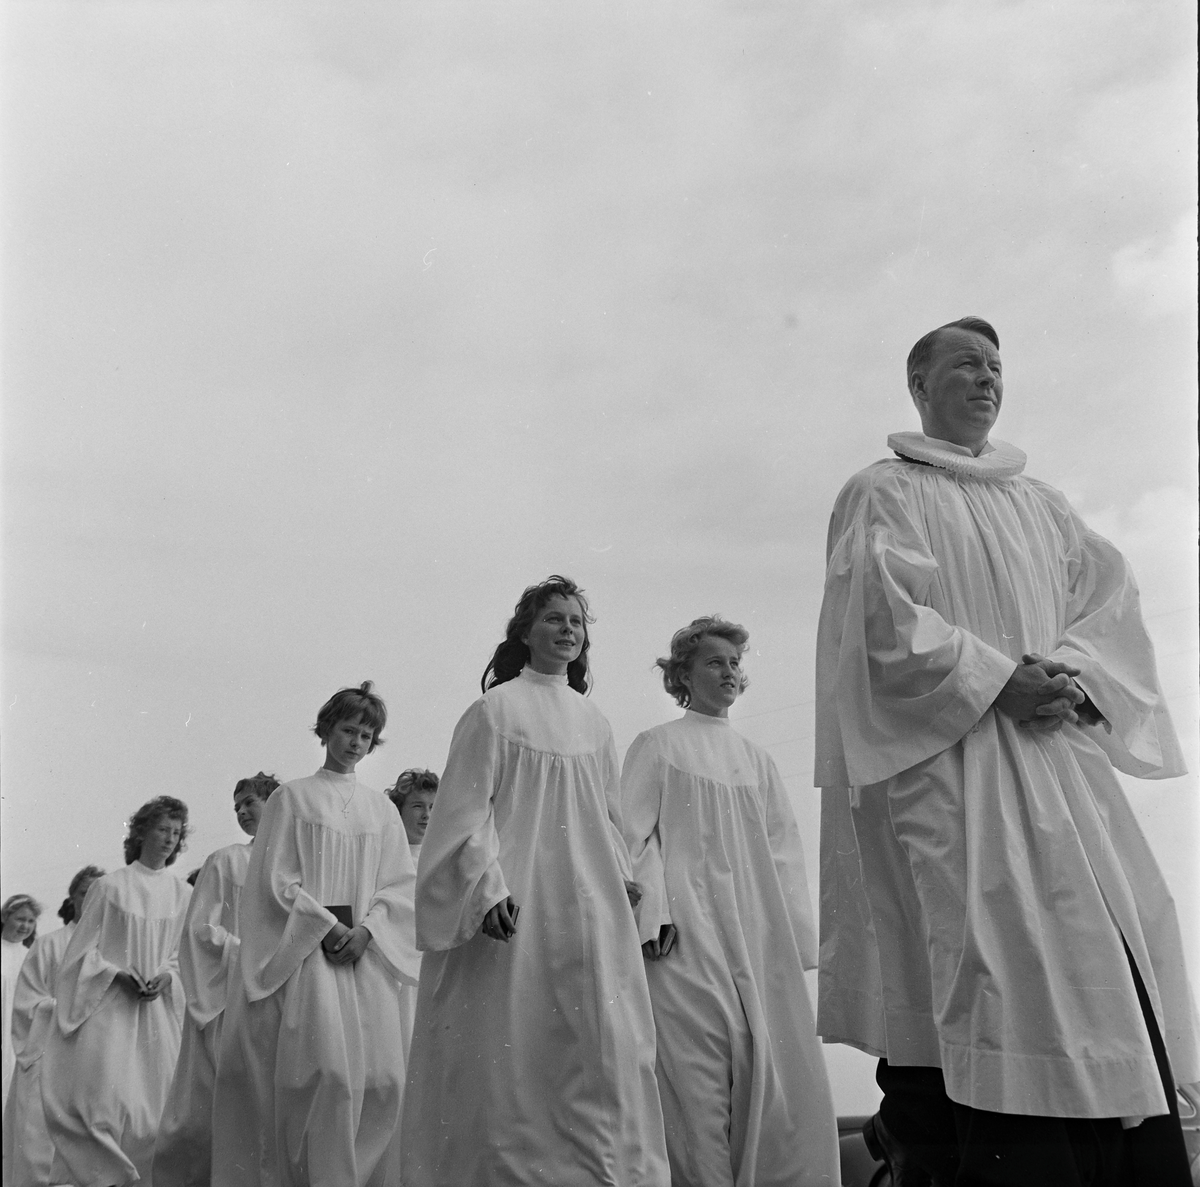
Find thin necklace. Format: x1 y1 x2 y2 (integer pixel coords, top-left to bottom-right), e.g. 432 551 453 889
332 775 356 817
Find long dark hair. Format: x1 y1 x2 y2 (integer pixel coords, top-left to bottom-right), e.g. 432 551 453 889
481 575 594 695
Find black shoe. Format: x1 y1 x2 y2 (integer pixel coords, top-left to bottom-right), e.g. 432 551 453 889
862 1113 933 1187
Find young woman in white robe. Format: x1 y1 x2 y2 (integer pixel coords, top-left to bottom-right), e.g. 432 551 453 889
41 798 192 1187
400 576 670 1187
387 768 438 1057
2 895 40 1109
151 772 278 1187
2 868 103 1187
212 683 419 1187
622 618 840 1187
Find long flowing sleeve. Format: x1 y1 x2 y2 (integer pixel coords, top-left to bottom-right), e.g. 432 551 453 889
11 933 66 1070
762 753 818 969
179 845 247 1027
359 809 420 986
621 731 670 944
815 474 1015 788
415 697 509 951
238 790 338 1002
1043 495 1186 779
53 885 124 1036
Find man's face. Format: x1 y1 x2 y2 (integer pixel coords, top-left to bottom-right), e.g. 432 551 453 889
910 328 1003 450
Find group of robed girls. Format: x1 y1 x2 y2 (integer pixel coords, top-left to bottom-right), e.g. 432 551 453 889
1 574 841 1187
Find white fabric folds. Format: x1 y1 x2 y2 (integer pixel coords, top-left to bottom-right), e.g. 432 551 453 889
815 434 1200 1119
622 711 840 1186
152 841 251 1187
2 925 73 1187
401 667 670 1187
212 770 418 1187
41 863 190 1185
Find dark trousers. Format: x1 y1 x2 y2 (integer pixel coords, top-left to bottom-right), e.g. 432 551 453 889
877 952 1191 1186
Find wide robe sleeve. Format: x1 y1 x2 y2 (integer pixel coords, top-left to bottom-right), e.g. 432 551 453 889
53 882 126 1036
621 731 670 944
815 472 1016 788
601 728 636 884
238 789 340 1002
179 847 243 1028
761 751 818 969
415 697 509 951
11 933 66 1070
358 808 420 986
1039 491 1186 779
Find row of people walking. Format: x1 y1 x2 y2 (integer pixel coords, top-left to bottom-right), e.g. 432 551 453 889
2 575 840 1187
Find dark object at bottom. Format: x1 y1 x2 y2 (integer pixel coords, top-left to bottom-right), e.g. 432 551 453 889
862 1111 932 1186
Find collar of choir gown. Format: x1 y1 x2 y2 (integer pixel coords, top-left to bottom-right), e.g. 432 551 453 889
133 860 169 875
316 766 356 783
519 666 569 686
887 431 1026 480
684 708 730 726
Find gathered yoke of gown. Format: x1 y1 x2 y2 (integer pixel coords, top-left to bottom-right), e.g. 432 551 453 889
2 924 73 1187
212 769 418 1187
42 862 191 1187
622 710 840 1187
152 840 251 1187
814 431 1200 1121
402 666 670 1187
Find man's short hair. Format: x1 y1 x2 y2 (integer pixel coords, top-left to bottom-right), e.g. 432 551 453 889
906 316 1000 388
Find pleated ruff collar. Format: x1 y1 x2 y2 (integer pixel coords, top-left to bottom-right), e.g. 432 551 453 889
887 431 1026 480
519 666 569 686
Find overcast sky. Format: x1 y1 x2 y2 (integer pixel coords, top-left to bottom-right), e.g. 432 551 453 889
2 0 1195 1112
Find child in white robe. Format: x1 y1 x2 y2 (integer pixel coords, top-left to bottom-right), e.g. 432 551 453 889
151 771 279 1187
212 683 418 1187
400 576 670 1187
2 870 102 1187
42 798 192 1187
2 895 40 1110
622 616 840 1186
387 767 438 1057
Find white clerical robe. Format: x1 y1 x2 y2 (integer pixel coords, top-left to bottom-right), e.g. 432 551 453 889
42 863 190 1186
212 770 418 1187
622 711 840 1187
152 841 251 1187
401 667 669 1187
2 939 29 1108
815 432 1200 1120
2 925 72 1187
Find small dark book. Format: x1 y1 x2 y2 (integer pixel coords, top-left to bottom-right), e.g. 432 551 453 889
322 905 354 952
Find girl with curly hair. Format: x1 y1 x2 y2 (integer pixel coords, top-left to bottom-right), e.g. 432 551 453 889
2 867 103 1184
621 616 839 1186
2 894 42 1106
401 576 669 1186
42 798 191 1186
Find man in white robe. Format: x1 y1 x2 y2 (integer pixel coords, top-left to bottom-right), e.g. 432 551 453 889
815 316 1199 1185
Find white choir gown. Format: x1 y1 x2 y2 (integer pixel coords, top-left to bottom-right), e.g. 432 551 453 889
2 938 29 1107
151 841 251 1186
400 667 670 1187
41 863 191 1186
2 925 72 1187
815 433 1200 1119
622 711 840 1187
211 770 418 1187
398 842 422 1059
